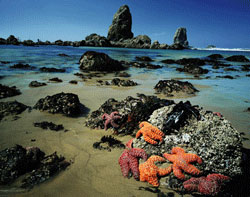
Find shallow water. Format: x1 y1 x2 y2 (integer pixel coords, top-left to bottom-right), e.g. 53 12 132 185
0 45 250 196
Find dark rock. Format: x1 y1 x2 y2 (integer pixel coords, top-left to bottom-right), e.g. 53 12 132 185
0 145 45 184
0 101 28 121
207 54 224 59
93 135 125 151
216 75 235 79
0 84 21 99
246 74 250 77
224 68 238 72
161 59 176 64
176 65 209 75
245 107 250 112
111 78 137 86
0 61 11 64
85 33 111 47
154 80 199 96
206 45 216 49
173 27 189 47
54 40 63 46
21 152 70 189
150 40 168 49
10 63 35 70
39 67 65 73
168 43 186 50
135 56 152 62
85 94 174 135
241 65 250 72
79 51 124 72
62 41 73 46
115 72 131 77
225 55 249 62
58 53 69 57
29 81 47 87
69 80 78 84
6 35 19 45
107 5 133 41
176 58 206 66
49 77 63 82
34 92 82 117
131 62 162 69
34 121 64 131
0 38 7 45
22 40 36 46
111 35 151 49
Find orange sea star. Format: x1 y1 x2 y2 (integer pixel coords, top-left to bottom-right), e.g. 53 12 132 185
136 121 165 145
163 147 202 180
139 155 172 187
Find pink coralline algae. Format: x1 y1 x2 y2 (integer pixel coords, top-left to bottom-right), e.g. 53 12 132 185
183 173 230 196
118 148 147 180
102 111 121 130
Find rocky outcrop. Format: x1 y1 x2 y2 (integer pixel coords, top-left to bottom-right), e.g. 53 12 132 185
54 40 63 46
22 40 36 46
85 33 111 47
10 63 35 70
154 80 199 96
79 51 124 72
207 54 224 60
107 5 133 41
173 27 189 48
151 40 168 49
0 38 6 45
0 84 21 99
111 35 151 49
34 121 64 131
6 35 19 45
34 92 83 117
225 55 249 62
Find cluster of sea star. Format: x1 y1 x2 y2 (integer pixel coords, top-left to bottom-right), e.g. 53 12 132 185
117 121 230 196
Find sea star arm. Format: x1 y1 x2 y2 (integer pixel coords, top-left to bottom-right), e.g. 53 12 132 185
184 153 202 164
171 147 185 154
147 175 160 187
163 153 176 163
147 131 163 142
119 158 130 177
183 163 201 175
151 127 165 137
139 121 150 128
110 120 120 128
173 164 186 180
135 129 143 138
158 165 172 176
144 135 158 144
128 156 140 180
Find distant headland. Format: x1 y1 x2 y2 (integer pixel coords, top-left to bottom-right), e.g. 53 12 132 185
0 5 189 50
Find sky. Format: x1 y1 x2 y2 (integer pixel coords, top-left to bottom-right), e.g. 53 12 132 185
0 0 250 48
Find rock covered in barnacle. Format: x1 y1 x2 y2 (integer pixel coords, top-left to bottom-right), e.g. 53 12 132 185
34 92 83 117
0 84 21 99
134 103 242 177
85 94 174 135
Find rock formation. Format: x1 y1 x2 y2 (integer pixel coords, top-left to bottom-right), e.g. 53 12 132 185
173 27 189 48
107 5 133 41
85 33 111 47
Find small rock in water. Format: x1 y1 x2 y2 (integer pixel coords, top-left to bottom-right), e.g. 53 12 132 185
29 81 47 87
33 121 64 131
0 101 28 121
93 135 125 151
49 77 63 82
10 63 35 70
40 67 66 73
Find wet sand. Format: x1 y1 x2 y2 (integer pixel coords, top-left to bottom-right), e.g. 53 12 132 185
0 72 249 196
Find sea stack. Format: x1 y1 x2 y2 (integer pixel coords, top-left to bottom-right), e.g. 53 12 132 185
107 5 134 41
173 27 189 47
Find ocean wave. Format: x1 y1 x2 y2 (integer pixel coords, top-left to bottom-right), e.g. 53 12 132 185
196 47 250 52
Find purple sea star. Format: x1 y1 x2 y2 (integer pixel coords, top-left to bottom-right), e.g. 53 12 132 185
102 111 121 130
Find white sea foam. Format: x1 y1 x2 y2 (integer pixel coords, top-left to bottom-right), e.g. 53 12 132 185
196 47 250 52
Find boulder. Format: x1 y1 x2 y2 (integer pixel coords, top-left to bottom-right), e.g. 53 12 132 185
131 62 162 69
0 84 21 99
39 67 66 73
34 121 64 131
110 78 138 86
207 54 224 59
6 35 19 45
168 43 186 50
85 94 174 135
85 33 111 47
135 56 152 62
34 92 83 117
133 102 242 178
175 58 206 66
151 40 168 49
107 5 133 41
225 55 249 62
0 101 28 121
54 40 63 46
173 27 189 47
154 80 199 96
79 51 124 72
176 65 209 75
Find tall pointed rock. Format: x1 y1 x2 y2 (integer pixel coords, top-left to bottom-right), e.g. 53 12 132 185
107 5 133 41
173 27 189 47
